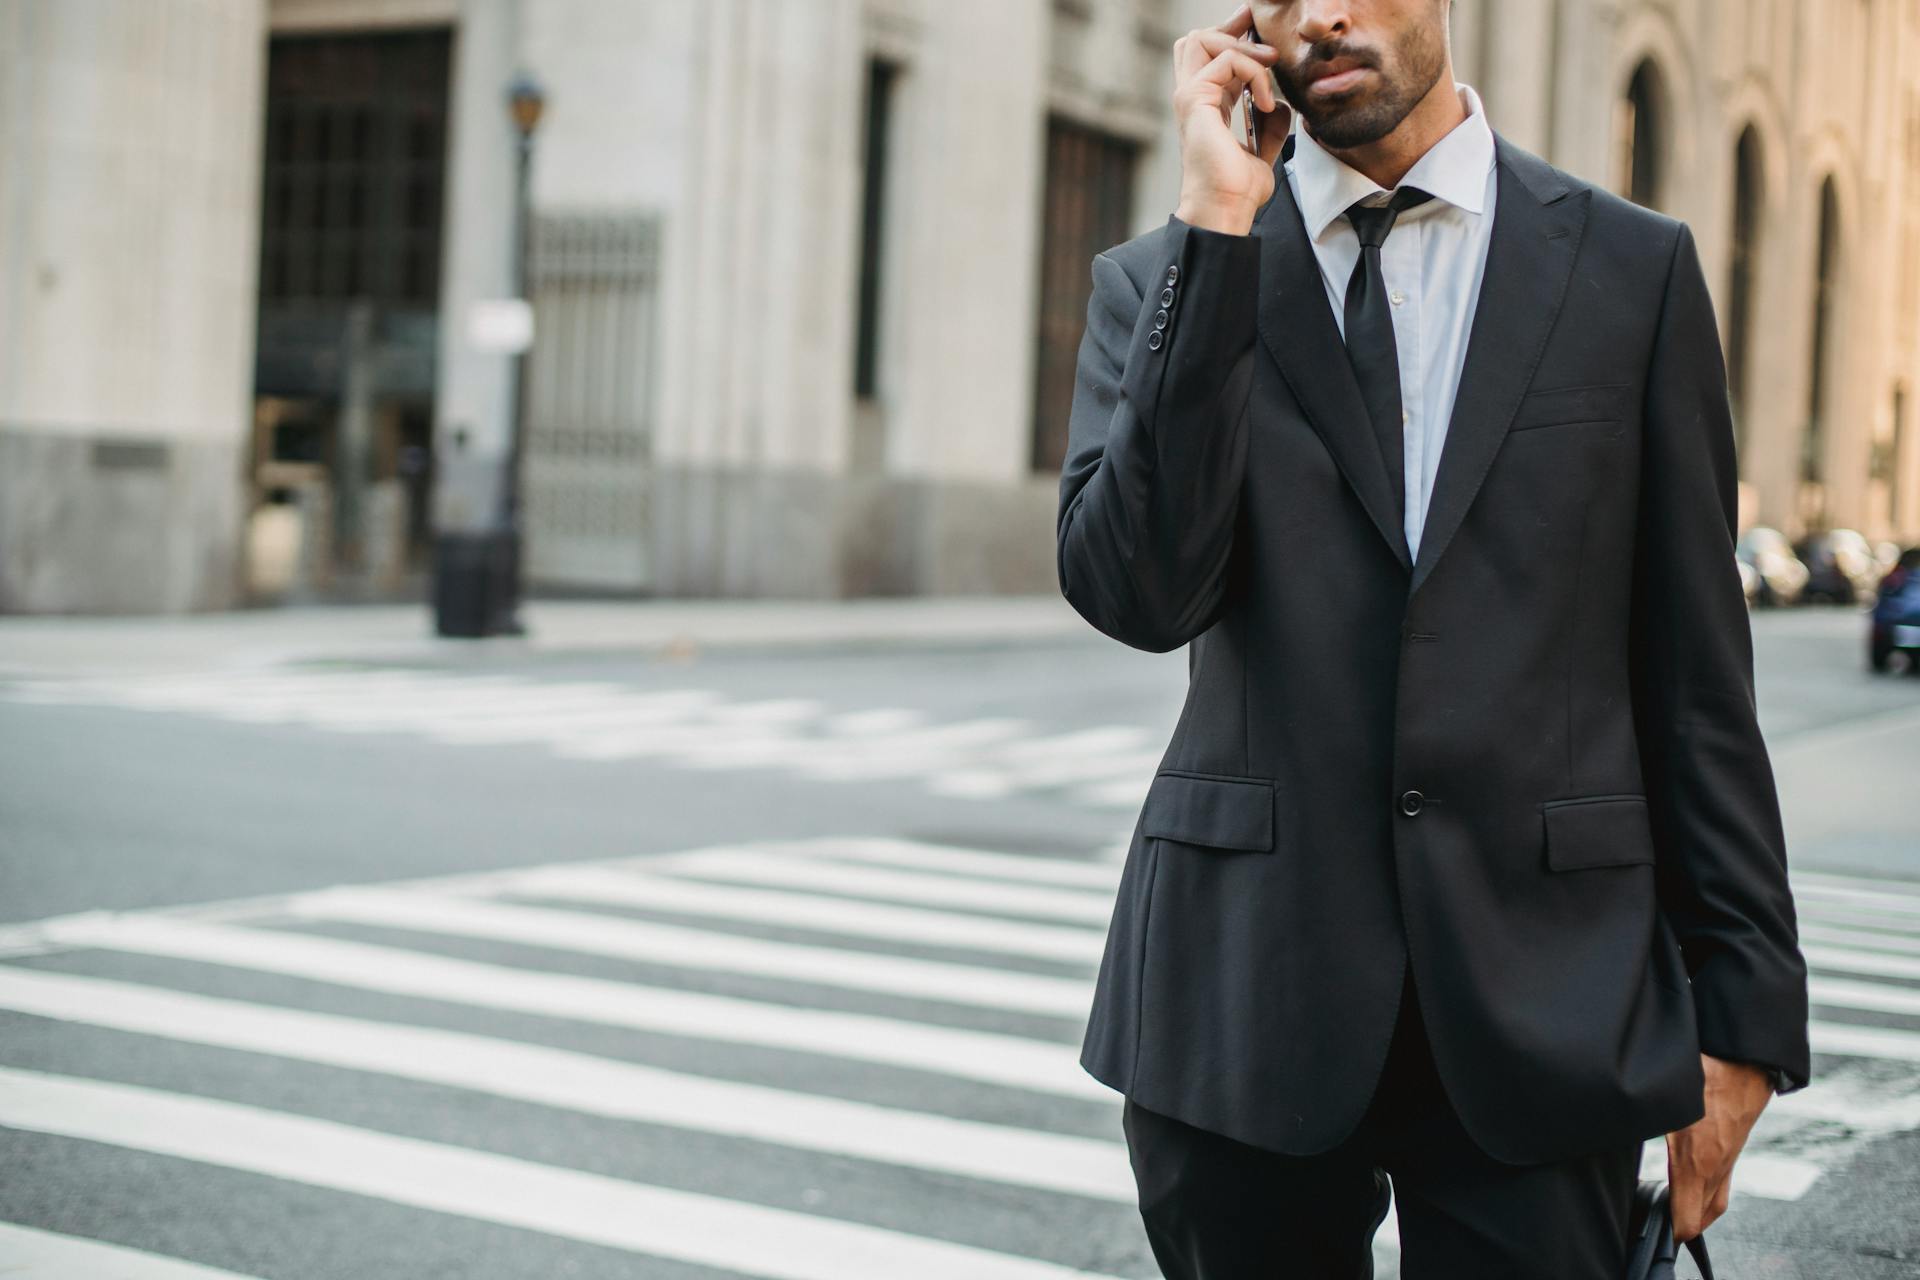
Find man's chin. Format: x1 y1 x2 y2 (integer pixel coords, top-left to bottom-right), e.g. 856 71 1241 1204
1300 106 1397 150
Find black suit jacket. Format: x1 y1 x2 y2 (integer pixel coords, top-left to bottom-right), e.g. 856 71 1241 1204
1056 129 1811 1165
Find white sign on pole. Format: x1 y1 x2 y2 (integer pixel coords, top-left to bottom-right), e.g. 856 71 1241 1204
467 298 535 355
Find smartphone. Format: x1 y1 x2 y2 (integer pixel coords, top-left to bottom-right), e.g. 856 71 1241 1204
1239 26 1260 152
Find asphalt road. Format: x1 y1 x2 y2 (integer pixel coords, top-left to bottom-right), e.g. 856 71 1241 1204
0 604 1915 1278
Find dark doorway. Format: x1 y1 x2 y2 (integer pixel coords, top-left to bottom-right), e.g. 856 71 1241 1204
251 27 453 592
1031 117 1139 475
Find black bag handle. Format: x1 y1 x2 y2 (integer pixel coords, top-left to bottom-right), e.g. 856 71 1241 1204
1682 1232 1714 1280
1626 1180 1715 1279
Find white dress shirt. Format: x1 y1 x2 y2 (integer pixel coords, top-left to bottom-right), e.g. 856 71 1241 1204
1284 82 1498 562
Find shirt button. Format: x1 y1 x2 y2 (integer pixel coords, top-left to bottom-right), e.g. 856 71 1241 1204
1390 290 1405 306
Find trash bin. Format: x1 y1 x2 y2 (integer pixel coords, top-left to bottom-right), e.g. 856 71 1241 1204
432 529 521 637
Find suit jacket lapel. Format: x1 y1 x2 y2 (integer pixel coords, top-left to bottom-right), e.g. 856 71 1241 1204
1407 131 1591 596
1257 132 1412 572
1253 128 1591 590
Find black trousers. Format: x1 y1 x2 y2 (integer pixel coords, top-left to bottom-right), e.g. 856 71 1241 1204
1121 966 1645 1279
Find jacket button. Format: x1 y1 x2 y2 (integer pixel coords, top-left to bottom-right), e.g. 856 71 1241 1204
1398 789 1425 816
1166 264 1180 285
1160 285 1176 308
1153 307 1169 330
1147 328 1164 351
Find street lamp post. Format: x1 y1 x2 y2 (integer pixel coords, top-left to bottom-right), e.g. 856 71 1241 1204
489 72 546 636
429 71 546 639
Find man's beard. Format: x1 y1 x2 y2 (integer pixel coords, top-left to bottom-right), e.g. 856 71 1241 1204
1279 23 1447 150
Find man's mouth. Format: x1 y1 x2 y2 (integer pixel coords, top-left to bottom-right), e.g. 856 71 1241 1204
1306 58 1372 96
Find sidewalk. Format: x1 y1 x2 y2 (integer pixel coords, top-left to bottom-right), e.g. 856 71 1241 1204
0 596 1091 678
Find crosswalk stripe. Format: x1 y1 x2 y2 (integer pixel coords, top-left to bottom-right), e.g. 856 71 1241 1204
774 836 1122 890
290 887 1093 1016
1809 1020 1920 1063
0 967 1133 1203
420 697 722 743
37 915 1110 1100
0 966 1841 1210
498 866 1108 963
126 682 626 723
0 1068 1130 1280
1799 921 1920 957
1792 881 1920 918
1803 942 1920 981
653 848 1114 924
1808 975 1920 1017
782 719 1038 781
1794 900 1920 935
1790 868 1920 901
0 1223 266 1279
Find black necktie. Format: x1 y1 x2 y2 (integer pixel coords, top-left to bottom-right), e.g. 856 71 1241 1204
1342 186 1433 527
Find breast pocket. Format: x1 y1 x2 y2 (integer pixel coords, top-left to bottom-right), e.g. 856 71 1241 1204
1508 382 1634 434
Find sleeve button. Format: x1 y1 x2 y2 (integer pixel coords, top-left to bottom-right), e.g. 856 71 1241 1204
1160 286 1176 308
1166 265 1180 285
1147 329 1165 351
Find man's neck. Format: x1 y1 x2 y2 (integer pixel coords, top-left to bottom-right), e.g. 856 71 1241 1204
1309 75 1468 190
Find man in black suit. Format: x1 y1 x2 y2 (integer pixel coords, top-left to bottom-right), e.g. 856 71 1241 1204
1055 2 1811 1275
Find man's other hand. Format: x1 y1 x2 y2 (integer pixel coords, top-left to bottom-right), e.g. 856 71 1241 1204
1664 1053 1774 1242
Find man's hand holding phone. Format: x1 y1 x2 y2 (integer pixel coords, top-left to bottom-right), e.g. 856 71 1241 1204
1173 4 1291 236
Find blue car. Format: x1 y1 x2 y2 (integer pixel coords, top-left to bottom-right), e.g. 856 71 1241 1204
1869 547 1920 673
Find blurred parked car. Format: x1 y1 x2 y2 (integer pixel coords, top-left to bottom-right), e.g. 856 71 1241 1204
1795 528 1880 604
1869 546 1920 673
1736 526 1809 606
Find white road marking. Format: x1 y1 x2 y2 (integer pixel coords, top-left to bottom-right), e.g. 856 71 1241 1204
0 673 1148 807
288 886 1093 1016
652 848 1114 924
773 836 1120 890
1809 1020 1920 1063
33 914 1108 1100
0 1068 1130 1280
1803 942 1920 981
497 865 1107 963
0 967 1132 1203
1808 974 1920 1017
1791 867 1920 900
0 1224 266 1279
1799 921 1920 957
1794 900 1920 935
1792 881 1920 917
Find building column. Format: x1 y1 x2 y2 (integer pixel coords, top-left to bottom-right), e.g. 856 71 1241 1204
0 0 268 613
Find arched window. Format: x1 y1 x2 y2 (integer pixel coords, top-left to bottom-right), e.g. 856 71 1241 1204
1726 126 1765 459
1617 59 1668 209
1803 177 1842 486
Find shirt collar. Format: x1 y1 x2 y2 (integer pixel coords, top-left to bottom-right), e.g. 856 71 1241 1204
1288 81 1496 243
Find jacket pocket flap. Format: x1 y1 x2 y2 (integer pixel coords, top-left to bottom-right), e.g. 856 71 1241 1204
1542 794 1656 870
1511 382 1633 431
1141 770 1275 852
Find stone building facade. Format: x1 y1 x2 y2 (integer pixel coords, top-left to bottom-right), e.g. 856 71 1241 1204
2 0 1915 613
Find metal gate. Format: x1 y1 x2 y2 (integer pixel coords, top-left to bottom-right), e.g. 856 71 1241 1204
523 210 661 591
